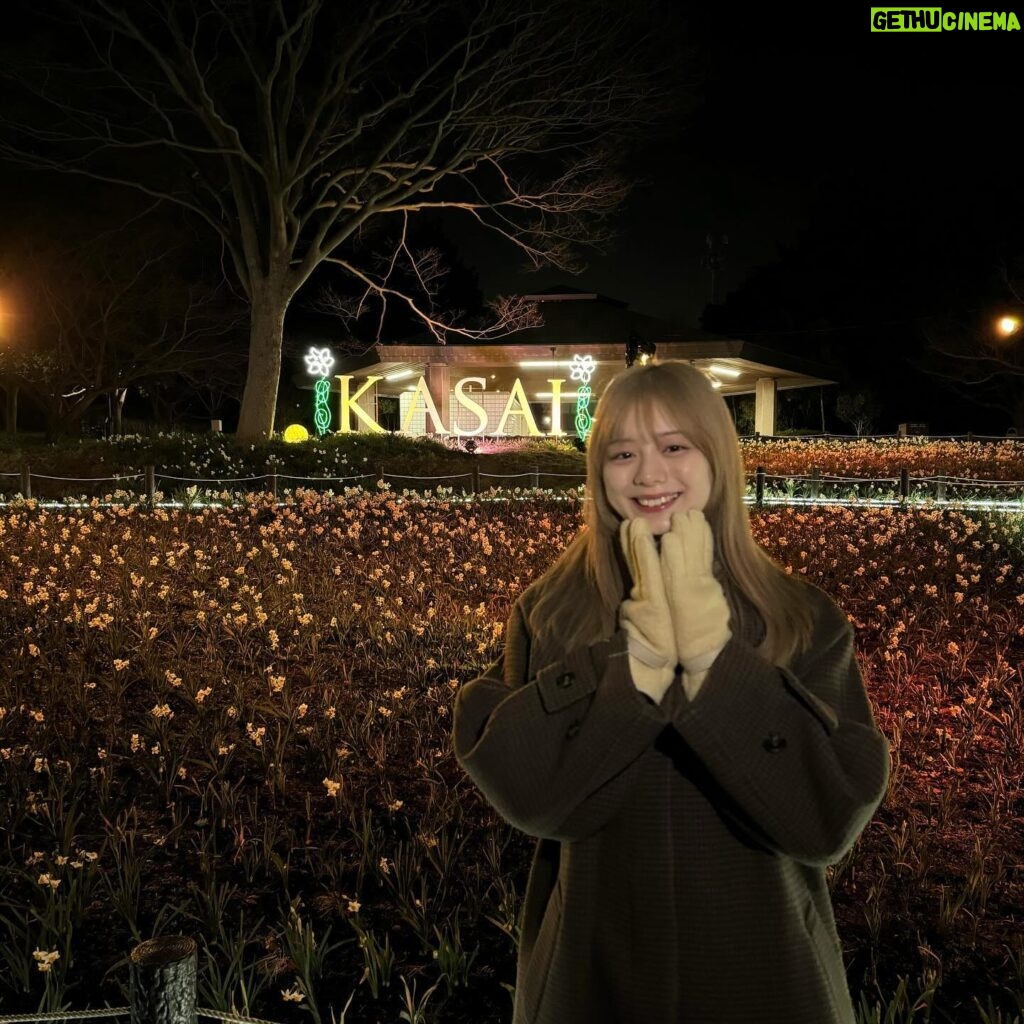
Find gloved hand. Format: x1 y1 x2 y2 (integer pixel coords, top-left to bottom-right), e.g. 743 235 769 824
618 517 676 706
659 510 733 699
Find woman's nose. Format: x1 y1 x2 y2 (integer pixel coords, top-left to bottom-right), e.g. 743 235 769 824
634 455 667 485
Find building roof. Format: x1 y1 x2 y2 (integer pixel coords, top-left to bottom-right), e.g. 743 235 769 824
291 291 839 398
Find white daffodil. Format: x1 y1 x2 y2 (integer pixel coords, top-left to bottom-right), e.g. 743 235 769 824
569 353 596 382
33 948 61 972
304 347 335 377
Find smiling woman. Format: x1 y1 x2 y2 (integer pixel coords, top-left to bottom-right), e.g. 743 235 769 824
452 358 891 1024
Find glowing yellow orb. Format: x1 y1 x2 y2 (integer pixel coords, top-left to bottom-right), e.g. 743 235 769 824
283 424 310 443
998 316 1020 336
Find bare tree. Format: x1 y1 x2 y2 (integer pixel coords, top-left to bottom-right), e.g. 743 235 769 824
309 212 544 344
835 386 883 437
0 0 684 441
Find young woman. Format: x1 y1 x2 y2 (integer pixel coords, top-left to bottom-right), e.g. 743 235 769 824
452 360 891 1024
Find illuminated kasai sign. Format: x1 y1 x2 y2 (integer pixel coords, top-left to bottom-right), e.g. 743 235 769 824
337 374 574 437
285 348 597 441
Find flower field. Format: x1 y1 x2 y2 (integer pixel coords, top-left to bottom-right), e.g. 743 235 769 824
1 490 1023 1023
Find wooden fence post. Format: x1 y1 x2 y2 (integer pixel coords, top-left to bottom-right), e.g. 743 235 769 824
531 466 539 490
145 465 156 505
130 936 197 1024
472 465 480 494
20 463 31 500
810 467 820 500
899 467 909 501
755 466 765 508
268 466 278 499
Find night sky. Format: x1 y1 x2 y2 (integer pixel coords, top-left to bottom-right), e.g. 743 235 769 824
451 7 1024 324
3 5 1024 433
442 7 1024 434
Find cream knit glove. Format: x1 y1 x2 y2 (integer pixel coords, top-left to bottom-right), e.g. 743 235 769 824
618 517 676 706
659 510 732 701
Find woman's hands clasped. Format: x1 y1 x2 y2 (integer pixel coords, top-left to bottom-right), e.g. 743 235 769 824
618 510 733 705
619 517 677 704
659 510 733 679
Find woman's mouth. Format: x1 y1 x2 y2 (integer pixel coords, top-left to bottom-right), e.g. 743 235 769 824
632 493 680 513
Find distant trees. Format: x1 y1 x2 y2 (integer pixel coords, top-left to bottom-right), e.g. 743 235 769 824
835 386 883 437
908 305 1024 435
1 0 683 441
0 210 244 439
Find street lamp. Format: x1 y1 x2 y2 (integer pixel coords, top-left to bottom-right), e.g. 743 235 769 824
997 316 1021 337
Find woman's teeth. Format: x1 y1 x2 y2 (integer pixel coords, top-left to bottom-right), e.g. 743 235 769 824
634 494 680 509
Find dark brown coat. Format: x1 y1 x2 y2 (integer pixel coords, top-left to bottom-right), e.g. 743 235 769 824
452 578 891 1024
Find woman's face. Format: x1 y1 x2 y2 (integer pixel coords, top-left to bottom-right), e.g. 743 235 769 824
601 403 712 538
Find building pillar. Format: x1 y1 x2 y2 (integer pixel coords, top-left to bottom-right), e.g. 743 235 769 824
754 377 777 437
424 363 450 435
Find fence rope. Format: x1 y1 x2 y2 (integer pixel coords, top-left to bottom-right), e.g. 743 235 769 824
0 1010 130 1022
528 471 588 478
198 1008 289 1024
0 1008 285 1024
156 474 269 484
276 473 377 482
347 471 474 481
26 474 144 483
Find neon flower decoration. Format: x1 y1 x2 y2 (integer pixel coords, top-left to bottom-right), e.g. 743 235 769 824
305 347 335 436
569 353 596 443
304 348 335 377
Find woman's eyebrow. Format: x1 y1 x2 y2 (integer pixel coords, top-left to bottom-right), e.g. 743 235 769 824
609 430 687 444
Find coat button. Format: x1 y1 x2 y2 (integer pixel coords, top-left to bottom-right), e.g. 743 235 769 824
763 732 787 752
566 721 581 739
556 672 575 688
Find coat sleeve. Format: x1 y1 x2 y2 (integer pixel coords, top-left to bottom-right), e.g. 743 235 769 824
451 597 671 842
669 592 891 867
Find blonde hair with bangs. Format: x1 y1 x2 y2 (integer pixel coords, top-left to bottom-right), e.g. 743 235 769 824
525 359 818 668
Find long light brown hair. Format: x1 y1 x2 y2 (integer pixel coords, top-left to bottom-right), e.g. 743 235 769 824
525 359 818 668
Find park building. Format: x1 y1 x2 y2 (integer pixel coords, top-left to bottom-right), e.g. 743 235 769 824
291 288 837 440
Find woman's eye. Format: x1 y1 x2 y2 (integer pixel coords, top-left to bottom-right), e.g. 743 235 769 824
667 445 687 453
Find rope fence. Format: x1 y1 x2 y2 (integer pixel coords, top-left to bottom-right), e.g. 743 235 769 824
1 461 1023 511
0 1011 130 1023
0 1005 288 1024
0 1008 286 1024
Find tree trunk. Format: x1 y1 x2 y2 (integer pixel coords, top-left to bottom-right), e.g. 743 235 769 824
4 385 16 434
44 397 92 443
113 387 127 436
44 411 66 444
235 278 291 442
